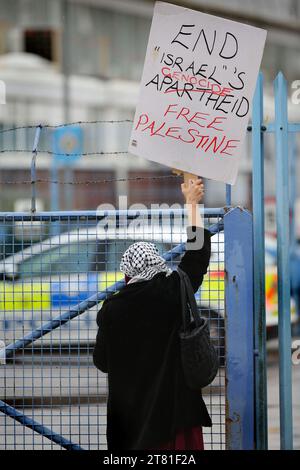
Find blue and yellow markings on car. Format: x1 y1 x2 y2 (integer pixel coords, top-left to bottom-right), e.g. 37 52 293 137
0 272 125 312
0 270 220 313
0 268 287 320
0 282 51 311
200 266 225 304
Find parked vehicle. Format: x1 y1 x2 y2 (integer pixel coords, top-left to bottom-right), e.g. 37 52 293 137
0 225 296 351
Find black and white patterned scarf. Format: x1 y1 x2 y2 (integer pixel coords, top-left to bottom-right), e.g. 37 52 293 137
120 241 172 284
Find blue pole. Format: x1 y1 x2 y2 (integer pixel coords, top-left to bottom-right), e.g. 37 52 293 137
289 133 300 332
226 184 232 207
31 125 42 213
289 132 297 249
50 161 59 212
224 208 254 449
0 400 84 451
274 72 293 449
50 158 60 237
251 72 268 449
0 208 225 221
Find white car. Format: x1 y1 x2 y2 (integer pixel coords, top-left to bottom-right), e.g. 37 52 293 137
0 224 295 349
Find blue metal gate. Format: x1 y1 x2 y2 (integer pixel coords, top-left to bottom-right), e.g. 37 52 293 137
0 207 254 450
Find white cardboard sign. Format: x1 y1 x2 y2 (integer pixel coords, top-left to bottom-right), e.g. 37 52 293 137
129 2 267 185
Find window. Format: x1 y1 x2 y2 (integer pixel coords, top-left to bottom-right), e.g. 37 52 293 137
17 238 172 279
18 241 97 279
24 29 53 61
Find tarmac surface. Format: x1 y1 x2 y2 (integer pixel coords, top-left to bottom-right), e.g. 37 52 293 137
267 338 300 449
0 341 299 450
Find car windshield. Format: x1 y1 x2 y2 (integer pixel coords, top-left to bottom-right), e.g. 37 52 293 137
17 238 172 278
18 241 97 278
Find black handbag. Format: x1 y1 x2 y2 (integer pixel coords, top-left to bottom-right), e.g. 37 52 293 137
177 267 219 390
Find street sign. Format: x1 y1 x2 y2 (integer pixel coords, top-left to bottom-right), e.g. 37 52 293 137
53 126 83 167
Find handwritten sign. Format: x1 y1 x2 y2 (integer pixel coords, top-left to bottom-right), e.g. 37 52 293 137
129 1 267 184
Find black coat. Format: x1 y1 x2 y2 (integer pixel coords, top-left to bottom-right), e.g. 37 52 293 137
93 227 212 450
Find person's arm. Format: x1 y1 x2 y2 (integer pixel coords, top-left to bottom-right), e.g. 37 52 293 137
93 303 109 373
178 226 211 292
181 177 204 229
178 178 211 292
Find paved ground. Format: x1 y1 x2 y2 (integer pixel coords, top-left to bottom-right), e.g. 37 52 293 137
1 343 299 450
0 356 226 450
267 338 300 449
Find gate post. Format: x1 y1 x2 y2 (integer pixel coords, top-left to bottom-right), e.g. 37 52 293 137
252 72 268 450
274 72 293 449
224 207 254 450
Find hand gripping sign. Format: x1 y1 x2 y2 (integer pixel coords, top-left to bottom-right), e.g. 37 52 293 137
129 2 267 185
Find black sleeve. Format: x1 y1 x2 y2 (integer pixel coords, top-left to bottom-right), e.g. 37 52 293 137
93 303 108 373
177 226 211 292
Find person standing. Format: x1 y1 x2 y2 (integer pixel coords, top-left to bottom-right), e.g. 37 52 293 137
93 178 212 450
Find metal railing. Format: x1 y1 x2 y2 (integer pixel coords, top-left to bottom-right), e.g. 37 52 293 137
0 207 254 450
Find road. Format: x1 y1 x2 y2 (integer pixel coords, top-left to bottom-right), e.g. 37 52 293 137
0 353 226 450
267 339 300 449
1 345 299 450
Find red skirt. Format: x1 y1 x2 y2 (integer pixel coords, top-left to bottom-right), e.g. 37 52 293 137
148 426 204 451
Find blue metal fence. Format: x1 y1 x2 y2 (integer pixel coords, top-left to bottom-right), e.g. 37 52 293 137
251 72 300 450
251 72 268 450
0 207 254 450
0 71 299 450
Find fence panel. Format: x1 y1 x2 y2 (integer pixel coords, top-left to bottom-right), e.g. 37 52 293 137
0 208 251 450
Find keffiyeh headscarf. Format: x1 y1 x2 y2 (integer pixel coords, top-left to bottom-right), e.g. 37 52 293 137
120 242 172 284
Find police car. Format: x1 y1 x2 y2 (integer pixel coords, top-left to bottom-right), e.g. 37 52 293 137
0 224 296 349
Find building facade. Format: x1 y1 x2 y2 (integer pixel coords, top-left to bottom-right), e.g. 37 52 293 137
0 0 299 210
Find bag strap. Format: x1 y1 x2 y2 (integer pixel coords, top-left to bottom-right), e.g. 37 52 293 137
177 267 202 330
178 268 189 332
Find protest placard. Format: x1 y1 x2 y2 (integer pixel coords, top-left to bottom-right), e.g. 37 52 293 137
129 1 267 184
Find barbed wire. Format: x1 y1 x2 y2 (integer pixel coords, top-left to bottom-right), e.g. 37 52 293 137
0 120 184 188
45 119 133 128
0 174 182 186
0 125 37 134
0 119 133 135
0 149 129 156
